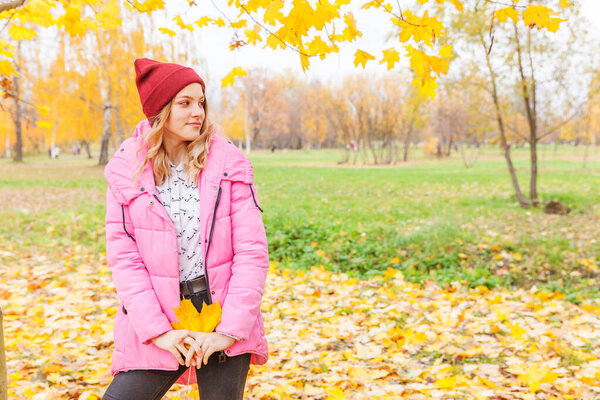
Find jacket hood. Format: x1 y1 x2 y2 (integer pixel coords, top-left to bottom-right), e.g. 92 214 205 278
104 119 253 205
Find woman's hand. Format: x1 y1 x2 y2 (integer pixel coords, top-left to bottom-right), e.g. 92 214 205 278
186 332 236 367
151 329 193 365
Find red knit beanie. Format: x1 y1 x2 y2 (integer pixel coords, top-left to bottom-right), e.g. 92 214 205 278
134 58 205 121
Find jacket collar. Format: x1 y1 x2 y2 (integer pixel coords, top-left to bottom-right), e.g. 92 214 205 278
105 119 233 205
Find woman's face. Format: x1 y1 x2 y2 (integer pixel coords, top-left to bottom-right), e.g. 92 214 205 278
164 82 206 142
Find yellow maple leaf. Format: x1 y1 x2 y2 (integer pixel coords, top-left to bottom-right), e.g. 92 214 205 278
171 298 222 332
245 25 262 45
0 60 16 76
380 48 400 70
213 18 226 27
436 376 456 389
264 1 284 24
8 25 38 41
517 365 558 392
221 67 247 87
439 44 453 58
196 16 211 27
326 386 346 399
522 5 565 33
494 7 519 24
342 13 362 42
353 49 374 69
174 15 194 31
412 76 437 100
230 20 247 28
266 33 286 50
509 322 526 339
158 27 176 36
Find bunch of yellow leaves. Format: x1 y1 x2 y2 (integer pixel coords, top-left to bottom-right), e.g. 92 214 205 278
171 299 222 332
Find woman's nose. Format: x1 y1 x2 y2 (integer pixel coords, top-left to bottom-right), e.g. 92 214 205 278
191 103 203 116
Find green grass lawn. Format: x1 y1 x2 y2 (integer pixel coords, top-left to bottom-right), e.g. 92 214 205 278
1 145 599 302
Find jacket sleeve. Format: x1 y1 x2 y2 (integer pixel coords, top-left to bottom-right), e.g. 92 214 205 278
216 166 269 341
105 188 173 344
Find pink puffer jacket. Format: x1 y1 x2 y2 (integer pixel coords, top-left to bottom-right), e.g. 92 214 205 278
104 119 269 385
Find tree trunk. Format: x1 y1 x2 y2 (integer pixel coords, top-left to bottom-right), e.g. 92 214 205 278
514 22 539 206
529 140 538 206
98 89 112 165
402 125 412 162
12 58 22 162
366 139 378 165
82 140 92 158
115 106 125 147
1 306 7 400
480 31 530 208
446 136 454 157
582 114 591 168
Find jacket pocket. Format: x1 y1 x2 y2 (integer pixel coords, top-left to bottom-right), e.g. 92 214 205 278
208 215 232 268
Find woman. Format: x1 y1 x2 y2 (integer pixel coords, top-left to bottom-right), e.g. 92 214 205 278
102 58 269 400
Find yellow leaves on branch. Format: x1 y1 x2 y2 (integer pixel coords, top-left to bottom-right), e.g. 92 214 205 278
417 0 464 12
96 0 121 30
174 15 194 31
55 4 96 37
522 5 565 33
221 66 247 87
341 12 361 42
405 44 451 99
0 0 567 101
494 5 566 33
8 25 37 41
171 298 222 332
0 60 16 76
245 24 262 45
494 7 520 24
125 0 165 13
396 10 446 48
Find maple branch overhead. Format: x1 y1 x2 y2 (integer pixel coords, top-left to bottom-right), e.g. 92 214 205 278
238 5 311 58
484 0 528 9
208 0 232 24
372 0 427 27
0 0 26 13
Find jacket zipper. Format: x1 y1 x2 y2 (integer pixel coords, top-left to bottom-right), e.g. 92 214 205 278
204 186 222 305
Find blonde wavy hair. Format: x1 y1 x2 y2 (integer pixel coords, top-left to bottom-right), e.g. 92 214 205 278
133 99 214 187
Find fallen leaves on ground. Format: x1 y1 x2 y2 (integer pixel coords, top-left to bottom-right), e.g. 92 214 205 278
1 248 600 399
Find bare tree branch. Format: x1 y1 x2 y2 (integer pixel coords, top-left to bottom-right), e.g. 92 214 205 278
0 0 26 14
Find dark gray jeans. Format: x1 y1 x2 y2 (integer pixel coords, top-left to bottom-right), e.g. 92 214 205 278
102 291 251 400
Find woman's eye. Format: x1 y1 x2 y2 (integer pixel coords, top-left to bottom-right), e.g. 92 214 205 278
181 101 189 105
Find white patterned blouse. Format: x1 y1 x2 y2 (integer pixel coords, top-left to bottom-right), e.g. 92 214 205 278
156 161 204 283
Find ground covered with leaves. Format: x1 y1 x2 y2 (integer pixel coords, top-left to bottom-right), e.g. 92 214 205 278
1 248 600 399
